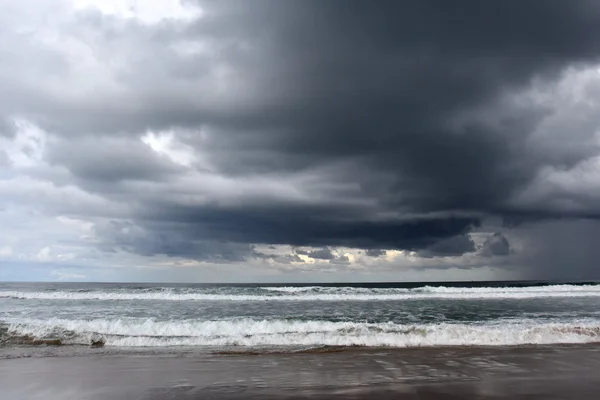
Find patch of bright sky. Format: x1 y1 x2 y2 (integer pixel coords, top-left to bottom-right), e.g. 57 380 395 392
71 0 203 24
0 119 47 168
141 130 197 167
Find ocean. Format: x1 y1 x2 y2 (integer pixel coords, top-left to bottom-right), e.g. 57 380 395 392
2 281 600 351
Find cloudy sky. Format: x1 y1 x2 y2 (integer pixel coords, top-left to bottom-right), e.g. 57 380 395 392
1 0 600 282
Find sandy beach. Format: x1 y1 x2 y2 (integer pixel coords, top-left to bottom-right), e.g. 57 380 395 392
2 344 600 399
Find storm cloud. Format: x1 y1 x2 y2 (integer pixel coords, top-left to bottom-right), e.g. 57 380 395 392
480 233 512 258
2 0 600 281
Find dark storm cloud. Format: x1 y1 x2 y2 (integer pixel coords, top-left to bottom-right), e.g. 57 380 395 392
132 203 480 251
6 0 600 270
417 234 477 258
480 233 512 257
170 0 600 215
87 0 600 258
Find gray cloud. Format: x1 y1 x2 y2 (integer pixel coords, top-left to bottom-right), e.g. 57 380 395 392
46 137 183 184
418 234 476 258
0 118 15 138
304 248 336 260
330 254 351 266
511 219 600 280
0 150 8 167
365 249 387 258
92 220 254 262
480 233 512 257
2 1 600 279
254 251 303 265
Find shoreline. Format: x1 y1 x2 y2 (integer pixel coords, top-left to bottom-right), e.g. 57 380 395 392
3 341 600 359
2 344 600 399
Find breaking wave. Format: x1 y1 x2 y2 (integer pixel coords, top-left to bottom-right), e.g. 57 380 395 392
2 284 600 301
3 317 600 348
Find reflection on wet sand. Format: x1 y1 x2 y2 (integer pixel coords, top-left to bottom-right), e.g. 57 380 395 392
1 344 600 399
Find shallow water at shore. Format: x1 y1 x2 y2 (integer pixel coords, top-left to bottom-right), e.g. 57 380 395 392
2 344 600 399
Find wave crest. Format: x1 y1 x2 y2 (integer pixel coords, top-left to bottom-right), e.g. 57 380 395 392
2 284 600 301
4 318 600 348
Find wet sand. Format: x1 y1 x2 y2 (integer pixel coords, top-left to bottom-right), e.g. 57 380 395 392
1 344 600 399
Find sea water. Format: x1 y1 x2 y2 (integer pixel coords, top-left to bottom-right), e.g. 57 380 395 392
2 281 600 350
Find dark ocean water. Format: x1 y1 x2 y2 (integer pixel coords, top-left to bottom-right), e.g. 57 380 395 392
2 281 600 350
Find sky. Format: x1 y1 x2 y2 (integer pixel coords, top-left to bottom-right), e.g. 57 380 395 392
2 0 600 283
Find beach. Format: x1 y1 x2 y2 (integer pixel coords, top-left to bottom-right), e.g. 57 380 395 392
2 344 600 399
3 282 600 398
4 0 600 395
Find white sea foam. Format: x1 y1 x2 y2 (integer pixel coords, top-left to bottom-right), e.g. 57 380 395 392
4 317 600 348
259 286 325 293
2 284 600 301
259 286 398 294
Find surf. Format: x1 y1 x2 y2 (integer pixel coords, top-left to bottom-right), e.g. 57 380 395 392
3 284 600 301
4 317 600 348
